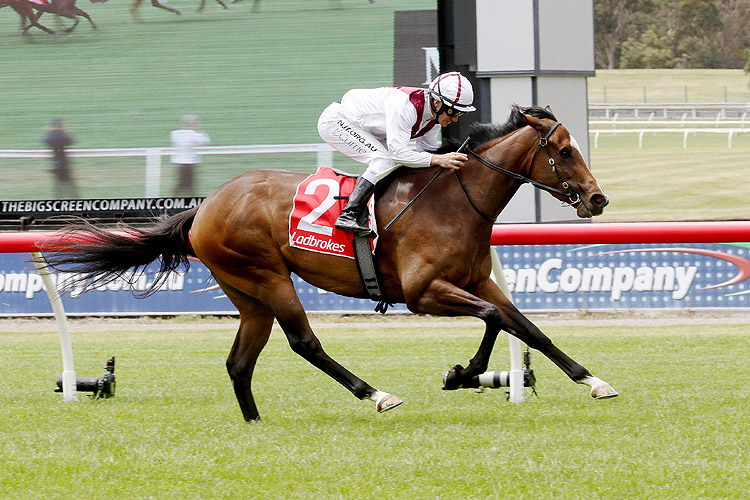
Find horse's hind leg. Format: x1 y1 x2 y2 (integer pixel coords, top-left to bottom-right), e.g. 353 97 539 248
221 281 275 421
261 276 402 413
19 9 56 35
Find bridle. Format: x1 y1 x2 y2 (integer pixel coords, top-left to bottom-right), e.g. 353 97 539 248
383 121 583 231
458 121 582 221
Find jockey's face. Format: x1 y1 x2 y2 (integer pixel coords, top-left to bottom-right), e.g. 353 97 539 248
432 99 462 127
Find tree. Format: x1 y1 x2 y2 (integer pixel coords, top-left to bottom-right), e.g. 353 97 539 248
620 29 675 68
717 0 750 68
594 0 750 69
674 0 724 68
594 0 655 69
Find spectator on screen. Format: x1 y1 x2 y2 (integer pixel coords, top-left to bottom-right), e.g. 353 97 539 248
43 117 79 199
170 115 210 197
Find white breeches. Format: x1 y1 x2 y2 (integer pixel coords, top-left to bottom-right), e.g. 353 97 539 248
317 102 400 184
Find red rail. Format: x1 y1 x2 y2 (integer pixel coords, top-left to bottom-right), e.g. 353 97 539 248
489 221 750 245
0 221 748 253
0 231 132 253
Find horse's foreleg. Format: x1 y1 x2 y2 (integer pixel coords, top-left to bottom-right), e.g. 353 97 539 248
408 278 504 387
411 278 617 398
473 279 618 399
267 278 402 413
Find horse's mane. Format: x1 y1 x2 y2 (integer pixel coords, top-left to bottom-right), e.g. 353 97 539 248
436 104 557 153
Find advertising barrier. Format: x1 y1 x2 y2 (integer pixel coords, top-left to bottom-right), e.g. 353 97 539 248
0 241 748 315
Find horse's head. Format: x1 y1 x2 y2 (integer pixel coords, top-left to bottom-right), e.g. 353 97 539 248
520 112 609 218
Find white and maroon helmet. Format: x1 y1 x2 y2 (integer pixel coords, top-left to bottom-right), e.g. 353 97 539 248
429 72 476 113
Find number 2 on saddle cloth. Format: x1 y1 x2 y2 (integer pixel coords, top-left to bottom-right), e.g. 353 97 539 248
288 167 377 260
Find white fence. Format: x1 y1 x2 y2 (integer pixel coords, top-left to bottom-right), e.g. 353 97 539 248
589 128 750 149
589 103 750 119
0 144 335 198
2 127 749 196
590 114 749 128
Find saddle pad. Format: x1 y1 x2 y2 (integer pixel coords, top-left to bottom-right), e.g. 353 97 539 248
289 167 376 259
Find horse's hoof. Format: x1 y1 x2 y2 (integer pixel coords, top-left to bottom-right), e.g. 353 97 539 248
442 364 464 390
591 382 619 399
376 393 403 413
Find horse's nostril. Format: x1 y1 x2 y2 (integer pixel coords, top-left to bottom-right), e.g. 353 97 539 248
591 194 609 209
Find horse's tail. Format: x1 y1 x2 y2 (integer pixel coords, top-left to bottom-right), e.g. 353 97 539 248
43 206 199 297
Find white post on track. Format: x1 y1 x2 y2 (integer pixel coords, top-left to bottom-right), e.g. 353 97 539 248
490 248 524 403
31 252 77 402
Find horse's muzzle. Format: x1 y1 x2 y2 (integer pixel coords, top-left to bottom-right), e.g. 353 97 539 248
578 193 609 218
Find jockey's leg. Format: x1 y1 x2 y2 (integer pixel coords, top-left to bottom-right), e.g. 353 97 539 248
317 103 394 236
334 175 375 236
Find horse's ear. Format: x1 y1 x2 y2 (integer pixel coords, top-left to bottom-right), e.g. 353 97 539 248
520 113 544 132
544 105 553 112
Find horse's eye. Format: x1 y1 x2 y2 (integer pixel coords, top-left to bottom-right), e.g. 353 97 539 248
560 148 571 158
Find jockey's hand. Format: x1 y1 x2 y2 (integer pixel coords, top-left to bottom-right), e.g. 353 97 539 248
431 152 468 170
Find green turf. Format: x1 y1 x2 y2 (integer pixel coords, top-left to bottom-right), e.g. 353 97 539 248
590 138 750 222
0 318 747 499
588 69 750 103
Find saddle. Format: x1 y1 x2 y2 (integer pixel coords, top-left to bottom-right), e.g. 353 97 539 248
289 167 391 312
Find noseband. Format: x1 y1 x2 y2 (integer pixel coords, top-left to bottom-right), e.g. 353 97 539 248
461 122 581 221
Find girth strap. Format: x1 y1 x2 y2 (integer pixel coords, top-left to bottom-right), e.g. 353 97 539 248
352 234 392 314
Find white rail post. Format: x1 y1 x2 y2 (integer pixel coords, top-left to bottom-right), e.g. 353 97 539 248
490 248 524 403
145 148 162 198
31 252 77 402
316 148 333 170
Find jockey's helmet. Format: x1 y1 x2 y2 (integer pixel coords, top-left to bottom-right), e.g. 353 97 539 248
429 72 476 113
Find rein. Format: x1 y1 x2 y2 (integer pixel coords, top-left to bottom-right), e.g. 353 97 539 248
463 122 581 220
384 122 582 230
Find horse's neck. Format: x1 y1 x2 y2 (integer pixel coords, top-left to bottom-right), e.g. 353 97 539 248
463 128 534 219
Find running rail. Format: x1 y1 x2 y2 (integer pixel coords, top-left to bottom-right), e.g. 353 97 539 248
4 221 750 253
488 221 750 245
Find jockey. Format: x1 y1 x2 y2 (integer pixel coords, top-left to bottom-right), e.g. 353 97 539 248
317 71 476 236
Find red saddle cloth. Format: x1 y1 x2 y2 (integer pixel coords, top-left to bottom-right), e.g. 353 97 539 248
28 0 53 5
289 167 375 259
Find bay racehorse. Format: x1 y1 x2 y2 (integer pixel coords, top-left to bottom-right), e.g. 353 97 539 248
4 0 105 35
44 105 618 421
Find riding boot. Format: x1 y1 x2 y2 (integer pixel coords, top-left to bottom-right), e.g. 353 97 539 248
335 177 376 236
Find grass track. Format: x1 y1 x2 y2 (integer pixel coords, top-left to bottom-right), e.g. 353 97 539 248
1 317 748 499
588 69 750 103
